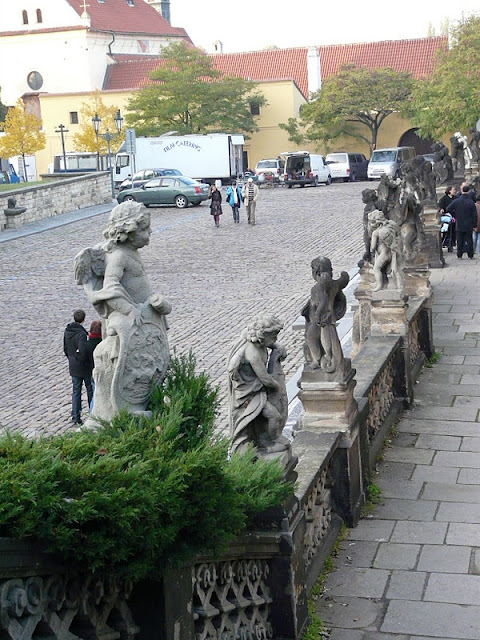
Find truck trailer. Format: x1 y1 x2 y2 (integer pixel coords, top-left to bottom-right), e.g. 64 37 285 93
114 132 244 187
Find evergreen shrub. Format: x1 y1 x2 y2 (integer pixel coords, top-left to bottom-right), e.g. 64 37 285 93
0 353 291 580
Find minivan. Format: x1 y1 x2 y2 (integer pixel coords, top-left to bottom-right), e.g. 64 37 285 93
325 152 369 182
282 151 331 187
367 147 416 180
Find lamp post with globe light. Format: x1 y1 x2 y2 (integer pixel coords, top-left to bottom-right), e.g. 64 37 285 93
92 109 123 198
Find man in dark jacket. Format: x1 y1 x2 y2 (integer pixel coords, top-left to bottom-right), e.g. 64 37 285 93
63 309 93 424
447 186 478 259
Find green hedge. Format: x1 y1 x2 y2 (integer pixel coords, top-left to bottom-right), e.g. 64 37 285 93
0 353 292 580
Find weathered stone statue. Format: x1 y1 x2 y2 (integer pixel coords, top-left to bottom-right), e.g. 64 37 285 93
398 165 426 261
450 133 465 174
468 126 480 162
361 188 379 262
377 174 402 224
432 142 454 184
368 210 404 294
301 257 349 374
75 201 171 423
453 131 472 171
228 313 291 457
406 155 436 203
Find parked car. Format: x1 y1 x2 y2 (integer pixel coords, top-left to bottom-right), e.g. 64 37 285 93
0 171 10 185
367 147 416 180
282 152 331 187
117 176 210 208
118 168 182 191
325 152 369 182
254 158 285 184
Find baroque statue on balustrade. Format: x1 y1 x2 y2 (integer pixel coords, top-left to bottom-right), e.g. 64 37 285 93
368 210 405 294
228 312 291 459
301 256 349 375
432 141 454 184
75 201 171 423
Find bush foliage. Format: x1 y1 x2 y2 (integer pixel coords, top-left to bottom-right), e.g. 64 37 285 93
0 353 291 580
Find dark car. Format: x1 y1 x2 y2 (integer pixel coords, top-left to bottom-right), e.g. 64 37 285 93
117 176 210 208
118 168 182 191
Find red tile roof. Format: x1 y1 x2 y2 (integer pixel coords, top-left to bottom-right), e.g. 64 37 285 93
104 36 448 97
64 0 191 38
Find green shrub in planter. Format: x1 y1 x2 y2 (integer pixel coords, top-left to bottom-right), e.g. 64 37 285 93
0 353 291 580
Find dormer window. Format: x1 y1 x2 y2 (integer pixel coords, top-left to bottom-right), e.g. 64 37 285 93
36 9 43 23
22 10 29 25
126 0 135 5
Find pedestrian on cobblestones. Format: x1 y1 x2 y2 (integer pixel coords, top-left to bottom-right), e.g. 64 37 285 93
79 320 102 412
242 177 259 225
209 184 223 227
63 309 93 425
473 195 480 255
226 180 242 223
447 185 478 259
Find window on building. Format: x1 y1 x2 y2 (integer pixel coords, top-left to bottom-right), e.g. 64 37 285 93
70 111 79 125
126 0 134 5
22 10 29 24
36 9 42 23
250 102 260 116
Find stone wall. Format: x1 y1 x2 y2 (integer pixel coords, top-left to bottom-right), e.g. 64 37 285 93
0 173 112 231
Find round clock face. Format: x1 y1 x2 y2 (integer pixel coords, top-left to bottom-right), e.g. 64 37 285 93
27 71 43 91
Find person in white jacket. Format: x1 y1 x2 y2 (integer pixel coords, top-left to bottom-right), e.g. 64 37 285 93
241 178 259 225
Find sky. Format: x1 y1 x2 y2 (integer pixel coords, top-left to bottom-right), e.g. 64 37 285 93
170 0 479 53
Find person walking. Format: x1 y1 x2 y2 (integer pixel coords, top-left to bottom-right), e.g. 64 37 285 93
473 195 480 255
63 309 93 425
209 184 223 227
446 185 478 259
438 186 456 252
79 319 102 411
242 177 259 225
226 179 242 223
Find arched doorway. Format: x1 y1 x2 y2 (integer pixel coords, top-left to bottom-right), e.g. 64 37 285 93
398 128 435 155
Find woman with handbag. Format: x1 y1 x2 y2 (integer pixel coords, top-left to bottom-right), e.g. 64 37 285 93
209 184 223 227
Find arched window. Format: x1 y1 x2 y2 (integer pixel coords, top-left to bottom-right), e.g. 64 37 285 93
36 9 43 23
22 10 29 25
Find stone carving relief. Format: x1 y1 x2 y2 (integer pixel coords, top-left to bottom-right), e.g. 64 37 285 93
367 358 395 443
193 560 273 640
0 574 138 640
228 313 291 459
75 201 171 423
408 316 421 366
301 257 349 374
303 468 332 568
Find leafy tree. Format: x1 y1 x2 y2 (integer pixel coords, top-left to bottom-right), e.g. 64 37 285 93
73 90 125 156
408 15 480 138
280 65 414 153
0 99 46 181
126 42 266 136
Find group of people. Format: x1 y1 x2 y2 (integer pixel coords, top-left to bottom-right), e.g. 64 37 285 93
208 178 259 227
438 181 480 259
63 309 102 425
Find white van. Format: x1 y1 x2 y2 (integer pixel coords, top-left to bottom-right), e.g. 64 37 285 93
367 147 416 180
282 151 331 188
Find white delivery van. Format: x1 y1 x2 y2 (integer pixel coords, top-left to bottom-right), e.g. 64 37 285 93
282 151 331 188
367 146 416 180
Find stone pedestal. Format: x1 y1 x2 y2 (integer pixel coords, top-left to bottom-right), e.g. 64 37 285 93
351 262 375 359
4 206 26 229
404 265 432 299
371 290 409 338
422 201 445 268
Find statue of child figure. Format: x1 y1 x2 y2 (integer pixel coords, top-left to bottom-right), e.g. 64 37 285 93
228 313 290 457
75 201 171 423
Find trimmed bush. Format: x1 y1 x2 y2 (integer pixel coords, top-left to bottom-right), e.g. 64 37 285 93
0 353 291 580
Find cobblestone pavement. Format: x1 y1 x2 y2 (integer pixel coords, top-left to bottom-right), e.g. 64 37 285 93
316 255 480 640
0 182 365 437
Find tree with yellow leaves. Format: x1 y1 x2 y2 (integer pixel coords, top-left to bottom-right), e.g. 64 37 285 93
0 99 46 181
73 91 124 157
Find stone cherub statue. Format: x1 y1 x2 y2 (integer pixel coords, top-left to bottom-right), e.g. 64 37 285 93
469 126 480 163
368 210 404 294
301 257 349 374
74 201 171 423
228 313 290 457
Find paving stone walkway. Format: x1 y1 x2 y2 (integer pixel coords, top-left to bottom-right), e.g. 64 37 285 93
316 253 480 639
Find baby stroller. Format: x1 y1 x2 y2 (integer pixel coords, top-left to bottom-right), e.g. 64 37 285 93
440 213 455 252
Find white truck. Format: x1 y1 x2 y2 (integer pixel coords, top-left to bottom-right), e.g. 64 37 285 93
114 132 244 187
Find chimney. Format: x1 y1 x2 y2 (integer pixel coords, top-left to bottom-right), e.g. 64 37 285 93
160 0 171 24
307 46 321 96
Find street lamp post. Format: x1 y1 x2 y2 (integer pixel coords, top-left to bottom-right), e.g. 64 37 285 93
55 124 69 172
92 110 123 198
